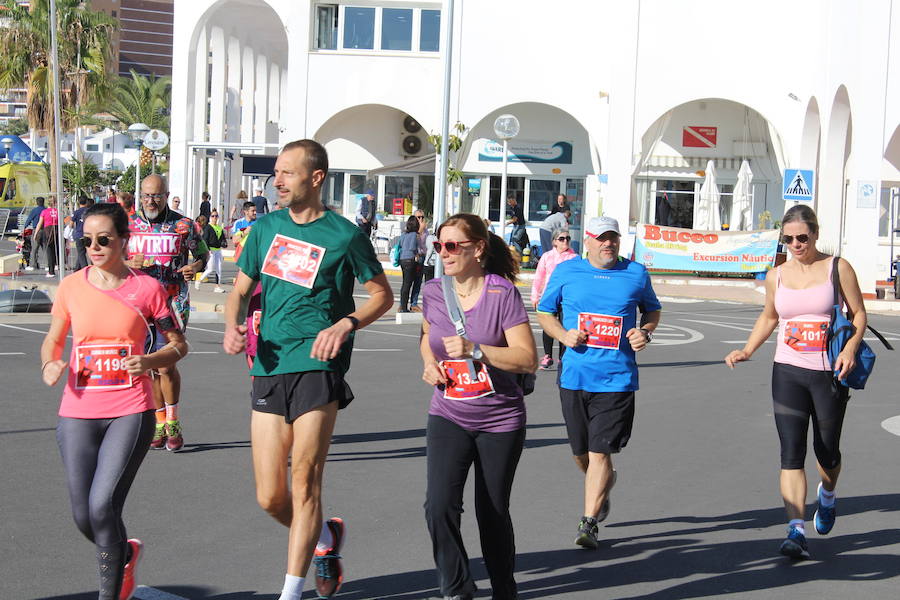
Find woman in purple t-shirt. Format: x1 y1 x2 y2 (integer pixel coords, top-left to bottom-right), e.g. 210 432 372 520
420 213 538 600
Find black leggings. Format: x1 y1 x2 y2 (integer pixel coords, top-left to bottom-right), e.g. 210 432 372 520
399 258 418 310
57 411 155 598
424 415 524 599
772 362 849 470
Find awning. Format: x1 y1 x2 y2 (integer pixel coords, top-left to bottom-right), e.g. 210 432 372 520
367 153 436 177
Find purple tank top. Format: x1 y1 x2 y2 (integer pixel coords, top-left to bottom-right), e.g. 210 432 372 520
773 257 835 371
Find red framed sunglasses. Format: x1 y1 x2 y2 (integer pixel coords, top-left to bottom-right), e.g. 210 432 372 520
433 240 475 255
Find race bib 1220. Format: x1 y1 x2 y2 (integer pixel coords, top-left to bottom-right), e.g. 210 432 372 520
579 312 624 350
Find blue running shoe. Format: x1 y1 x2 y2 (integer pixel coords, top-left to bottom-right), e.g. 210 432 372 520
814 482 836 535
779 525 810 559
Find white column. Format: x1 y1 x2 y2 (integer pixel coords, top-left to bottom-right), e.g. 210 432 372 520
226 35 242 143
192 26 209 143
254 52 269 144
192 149 204 211
268 63 281 125
240 46 256 146
208 26 226 143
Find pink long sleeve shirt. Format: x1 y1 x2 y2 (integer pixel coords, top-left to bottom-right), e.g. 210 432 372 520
530 247 578 306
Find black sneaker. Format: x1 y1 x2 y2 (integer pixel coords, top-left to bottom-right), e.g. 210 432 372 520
779 525 810 559
575 516 599 549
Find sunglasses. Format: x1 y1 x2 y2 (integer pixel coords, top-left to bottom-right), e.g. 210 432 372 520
433 240 475 254
781 234 810 245
140 193 166 200
81 235 113 247
556 236 571 241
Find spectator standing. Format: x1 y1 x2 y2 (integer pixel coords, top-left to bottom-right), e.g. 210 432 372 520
23 196 46 270
539 209 570 255
506 194 527 252
398 215 422 313
252 186 269 215
169 196 182 212
409 209 429 312
196 211 227 293
199 191 211 219
549 193 570 215
355 191 378 237
33 198 60 277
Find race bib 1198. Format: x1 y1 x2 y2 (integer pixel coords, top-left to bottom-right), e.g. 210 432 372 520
75 344 132 390
261 234 326 289
579 312 624 350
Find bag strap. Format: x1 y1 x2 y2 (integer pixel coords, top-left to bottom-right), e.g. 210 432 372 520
441 275 479 380
832 256 894 351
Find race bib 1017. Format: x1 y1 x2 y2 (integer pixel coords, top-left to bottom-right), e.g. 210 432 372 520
261 234 326 289
784 319 829 353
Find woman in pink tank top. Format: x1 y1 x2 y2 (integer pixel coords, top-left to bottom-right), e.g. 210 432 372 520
724 205 867 560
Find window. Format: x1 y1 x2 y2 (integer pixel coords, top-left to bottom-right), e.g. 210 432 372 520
105 143 111 150
343 7 375 50
349 174 378 212
880 185 900 237
86 143 99 152
323 172 345 215
381 8 413 51
488 176 524 222
420 10 440 52
527 179 561 221
384 175 414 213
315 4 338 50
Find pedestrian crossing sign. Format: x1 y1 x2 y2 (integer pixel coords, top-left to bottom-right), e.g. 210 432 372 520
783 169 815 201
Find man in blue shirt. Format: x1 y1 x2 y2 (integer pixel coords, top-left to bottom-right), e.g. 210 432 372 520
23 196 46 270
231 200 258 245
537 216 662 550
251 187 269 215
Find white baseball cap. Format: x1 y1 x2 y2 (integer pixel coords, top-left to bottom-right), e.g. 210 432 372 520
585 216 621 238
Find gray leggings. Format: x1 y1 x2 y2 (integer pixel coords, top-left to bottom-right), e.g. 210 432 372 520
57 411 154 598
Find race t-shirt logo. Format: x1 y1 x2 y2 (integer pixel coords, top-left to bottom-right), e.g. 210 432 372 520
128 232 183 266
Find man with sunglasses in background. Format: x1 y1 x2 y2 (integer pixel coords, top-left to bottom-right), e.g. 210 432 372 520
537 215 661 550
127 174 209 452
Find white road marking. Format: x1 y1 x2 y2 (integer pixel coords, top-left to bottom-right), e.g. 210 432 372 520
678 318 755 332
649 324 704 346
135 586 190 600
188 351 219 354
722 340 773 344
186 326 223 334
881 416 900 437
354 348 403 352
358 328 419 338
0 323 48 335
0 351 26 355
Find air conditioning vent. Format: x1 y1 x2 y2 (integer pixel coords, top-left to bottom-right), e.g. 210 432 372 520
403 115 421 133
402 135 423 156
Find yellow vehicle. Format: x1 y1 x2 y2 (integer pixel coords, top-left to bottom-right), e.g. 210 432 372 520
0 161 51 214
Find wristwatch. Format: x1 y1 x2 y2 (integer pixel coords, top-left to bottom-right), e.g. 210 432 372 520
472 344 484 361
639 328 652 343
344 316 360 331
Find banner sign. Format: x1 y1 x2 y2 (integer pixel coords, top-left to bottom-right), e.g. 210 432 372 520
477 139 573 164
634 224 779 273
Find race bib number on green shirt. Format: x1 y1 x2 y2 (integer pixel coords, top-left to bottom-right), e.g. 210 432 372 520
579 312 623 350
261 234 326 289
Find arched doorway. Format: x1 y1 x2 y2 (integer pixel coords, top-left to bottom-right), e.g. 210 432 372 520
818 86 852 252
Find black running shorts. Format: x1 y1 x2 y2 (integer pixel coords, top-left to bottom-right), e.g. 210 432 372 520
251 371 354 424
559 388 635 456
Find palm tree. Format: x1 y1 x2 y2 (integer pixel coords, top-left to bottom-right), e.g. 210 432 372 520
0 0 116 196
92 69 172 134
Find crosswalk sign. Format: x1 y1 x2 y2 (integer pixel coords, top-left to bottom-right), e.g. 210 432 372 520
783 169 815 201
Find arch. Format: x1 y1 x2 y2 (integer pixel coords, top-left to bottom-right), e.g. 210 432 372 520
885 123 900 173
799 97 821 171
818 85 852 251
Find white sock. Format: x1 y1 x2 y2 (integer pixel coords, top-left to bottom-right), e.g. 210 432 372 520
278 574 304 600
819 485 836 507
789 519 805 535
316 520 334 553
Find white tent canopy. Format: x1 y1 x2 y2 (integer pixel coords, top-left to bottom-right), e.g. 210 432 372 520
730 160 754 230
694 160 721 230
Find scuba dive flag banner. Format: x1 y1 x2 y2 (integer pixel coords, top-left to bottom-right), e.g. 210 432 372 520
634 224 779 273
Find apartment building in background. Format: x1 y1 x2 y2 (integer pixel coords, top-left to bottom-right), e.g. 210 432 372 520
92 0 174 77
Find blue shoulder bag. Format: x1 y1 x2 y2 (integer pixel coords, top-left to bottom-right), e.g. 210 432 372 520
826 258 892 389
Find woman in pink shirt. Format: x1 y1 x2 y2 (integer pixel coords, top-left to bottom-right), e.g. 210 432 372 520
41 203 188 600
725 205 866 560
33 198 60 277
531 227 578 369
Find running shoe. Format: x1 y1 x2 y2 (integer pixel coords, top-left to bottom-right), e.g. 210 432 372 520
574 516 599 549
410 306 422 313
194 279 201 290
539 354 554 370
814 482 836 535
596 469 618 523
165 420 184 452
213 286 225 293
149 423 167 450
779 525 810 559
119 538 143 600
314 517 345 599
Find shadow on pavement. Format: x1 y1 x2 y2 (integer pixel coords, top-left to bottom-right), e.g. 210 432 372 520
176 440 251 454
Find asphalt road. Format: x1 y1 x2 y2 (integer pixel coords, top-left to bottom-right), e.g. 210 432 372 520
2 299 900 600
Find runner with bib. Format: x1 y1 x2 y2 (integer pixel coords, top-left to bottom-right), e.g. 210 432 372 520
725 205 867 559
41 202 187 600
127 174 209 452
420 213 538 600
223 140 393 600
536 216 661 550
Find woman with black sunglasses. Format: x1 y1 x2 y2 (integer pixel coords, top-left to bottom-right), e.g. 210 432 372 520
40 202 188 599
419 213 538 600
531 227 578 370
725 204 867 560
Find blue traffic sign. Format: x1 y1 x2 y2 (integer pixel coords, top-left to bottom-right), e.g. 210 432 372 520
783 169 815 201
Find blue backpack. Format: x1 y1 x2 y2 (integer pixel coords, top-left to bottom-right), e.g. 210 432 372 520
826 258 892 389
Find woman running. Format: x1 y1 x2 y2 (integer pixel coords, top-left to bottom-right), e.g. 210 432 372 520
531 227 577 370
41 202 188 599
420 213 538 599
725 204 866 559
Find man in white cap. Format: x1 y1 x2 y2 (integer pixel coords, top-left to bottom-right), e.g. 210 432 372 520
252 186 269 215
536 215 662 550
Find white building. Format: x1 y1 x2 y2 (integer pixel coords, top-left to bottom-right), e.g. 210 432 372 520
169 0 900 296
25 128 141 170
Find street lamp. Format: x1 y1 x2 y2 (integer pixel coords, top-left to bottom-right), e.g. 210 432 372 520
127 122 150 197
493 114 519 243
1 137 15 160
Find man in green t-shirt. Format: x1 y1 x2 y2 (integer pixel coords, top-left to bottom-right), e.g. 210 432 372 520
223 140 393 600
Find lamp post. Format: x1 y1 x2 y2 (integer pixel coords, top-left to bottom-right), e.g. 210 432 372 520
493 114 519 244
1 137 14 161
127 122 150 196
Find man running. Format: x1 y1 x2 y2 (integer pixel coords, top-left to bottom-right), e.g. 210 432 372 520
128 174 209 452
537 216 661 549
223 139 393 600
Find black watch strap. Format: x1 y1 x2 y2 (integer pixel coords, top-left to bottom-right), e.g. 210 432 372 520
344 316 360 331
640 327 652 342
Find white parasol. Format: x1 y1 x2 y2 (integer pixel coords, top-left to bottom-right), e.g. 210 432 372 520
730 160 754 230
694 160 721 230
